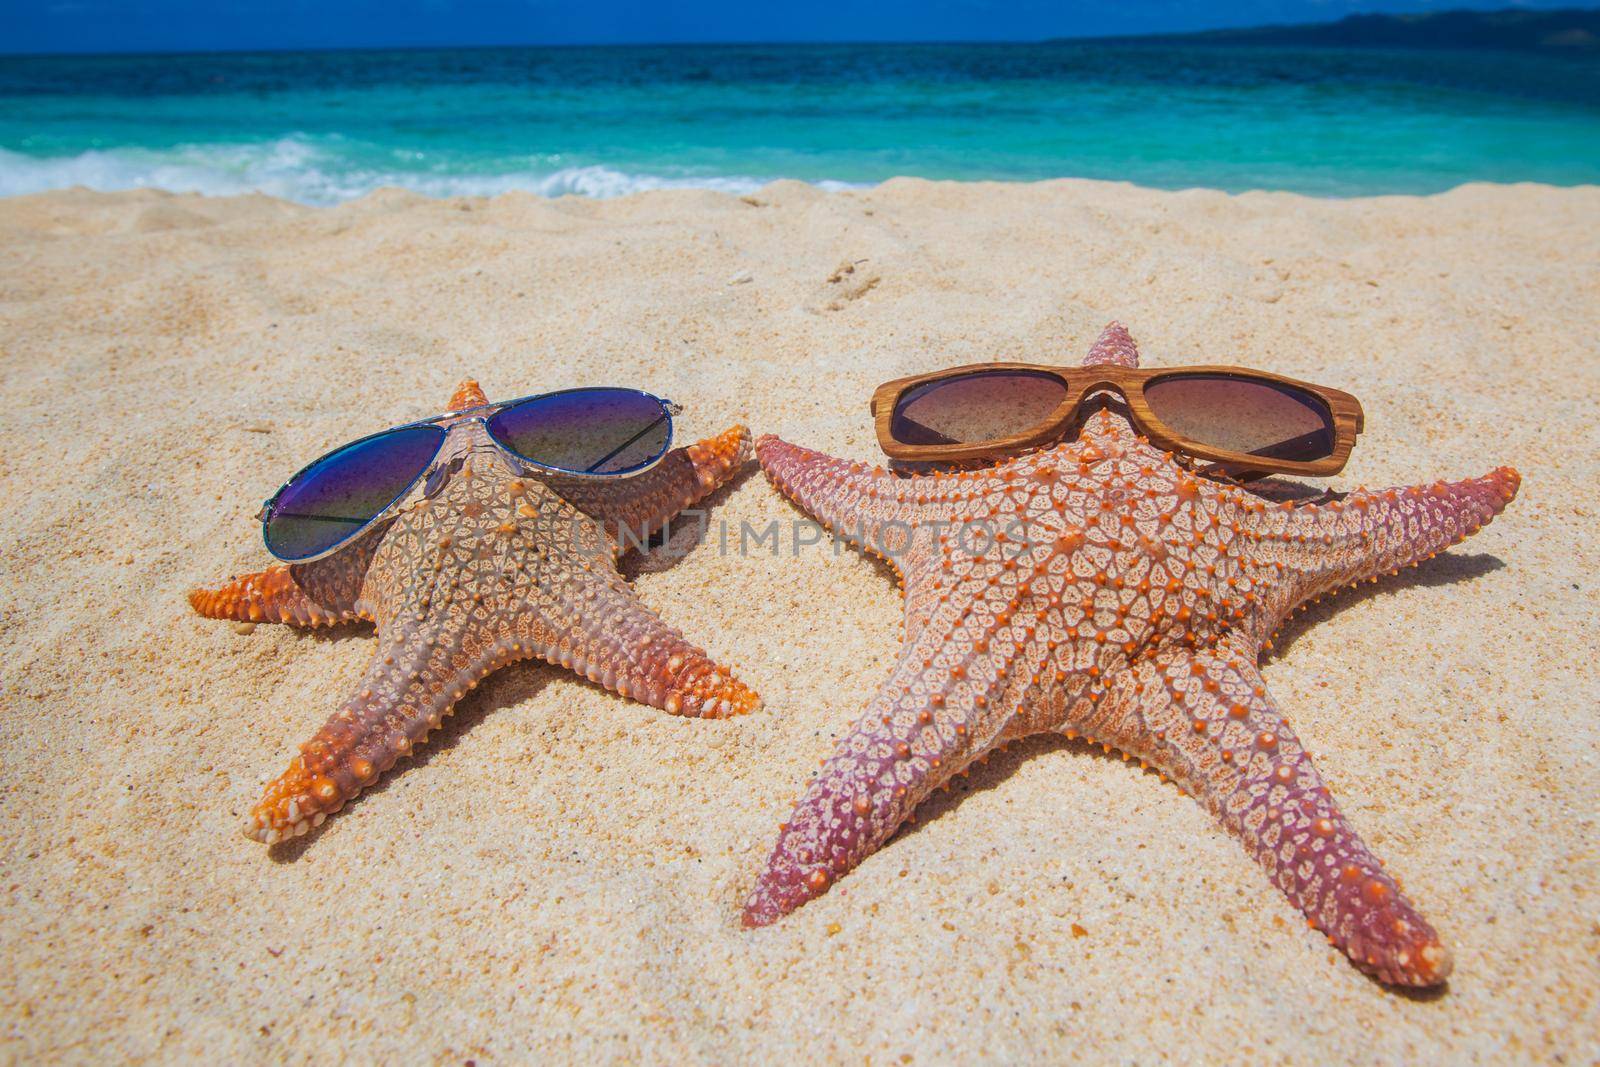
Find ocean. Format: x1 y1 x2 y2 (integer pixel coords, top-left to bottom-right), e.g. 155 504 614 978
2 42 1598 203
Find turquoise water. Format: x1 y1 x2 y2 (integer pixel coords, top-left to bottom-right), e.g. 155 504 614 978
2 43 1598 202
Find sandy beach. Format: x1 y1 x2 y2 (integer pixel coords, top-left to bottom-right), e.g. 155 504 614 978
1 178 1596 1063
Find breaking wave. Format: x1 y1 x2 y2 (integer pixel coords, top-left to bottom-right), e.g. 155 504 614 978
0 137 865 205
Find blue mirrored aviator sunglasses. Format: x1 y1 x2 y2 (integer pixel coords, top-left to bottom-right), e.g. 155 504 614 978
257 386 680 564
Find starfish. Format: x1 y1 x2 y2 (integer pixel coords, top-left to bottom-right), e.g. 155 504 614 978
743 324 1518 987
191 379 759 845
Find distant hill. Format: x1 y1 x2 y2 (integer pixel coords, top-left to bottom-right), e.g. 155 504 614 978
1072 8 1600 55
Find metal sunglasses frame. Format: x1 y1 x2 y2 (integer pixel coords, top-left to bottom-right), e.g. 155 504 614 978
257 386 681 564
870 362 1364 478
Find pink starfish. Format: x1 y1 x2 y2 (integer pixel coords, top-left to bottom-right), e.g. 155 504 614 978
743 324 1518 986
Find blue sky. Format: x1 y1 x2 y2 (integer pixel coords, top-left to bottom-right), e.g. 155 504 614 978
1 0 1593 55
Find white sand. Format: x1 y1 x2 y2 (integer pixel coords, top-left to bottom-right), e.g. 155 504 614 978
0 179 1596 1063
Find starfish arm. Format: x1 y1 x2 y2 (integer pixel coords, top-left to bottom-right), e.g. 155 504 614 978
244 617 526 842
1082 321 1140 367
1076 644 1452 986
741 659 956 927
544 425 751 555
757 434 944 568
190 525 384 627
189 562 367 627
529 563 762 719
1252 467 1520 624
742 592 1045 926
244 558 757 845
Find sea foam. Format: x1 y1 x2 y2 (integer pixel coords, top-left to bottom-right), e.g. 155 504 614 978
0 137 860 205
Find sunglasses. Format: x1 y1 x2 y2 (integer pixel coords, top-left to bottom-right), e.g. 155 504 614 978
258 386 680 563
871 363 1363 477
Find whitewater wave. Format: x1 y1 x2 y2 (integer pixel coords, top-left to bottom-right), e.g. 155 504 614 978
0 137 866 205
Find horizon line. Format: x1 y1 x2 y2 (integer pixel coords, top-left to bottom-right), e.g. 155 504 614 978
5 5 1595 62
0 8 1474 61
6 38 1073 61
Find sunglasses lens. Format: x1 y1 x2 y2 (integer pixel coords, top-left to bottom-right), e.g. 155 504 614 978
891 370 1069 446
1143 374 1335 462
264 424 445 561
488 388 671 475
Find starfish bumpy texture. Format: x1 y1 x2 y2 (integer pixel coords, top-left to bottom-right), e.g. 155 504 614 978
192 380 758 844
744 324 1518 986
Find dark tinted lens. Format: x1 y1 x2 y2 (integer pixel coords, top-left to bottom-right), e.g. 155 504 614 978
891 370 1069 446
264 424 445 561
1143 374 1335 461
488 388 671 475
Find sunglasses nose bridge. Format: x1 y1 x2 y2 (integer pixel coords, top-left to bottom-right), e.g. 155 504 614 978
417 419 505 498
1052 374 1126 424
1073 373 1132 402
429 416 494 466
1056 375 1142 438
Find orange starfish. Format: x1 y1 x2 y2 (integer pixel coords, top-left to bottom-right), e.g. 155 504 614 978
192 380 759 844
744 324 1518 987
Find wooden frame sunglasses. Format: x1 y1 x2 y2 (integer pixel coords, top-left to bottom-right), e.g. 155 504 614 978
869 363 1364 477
